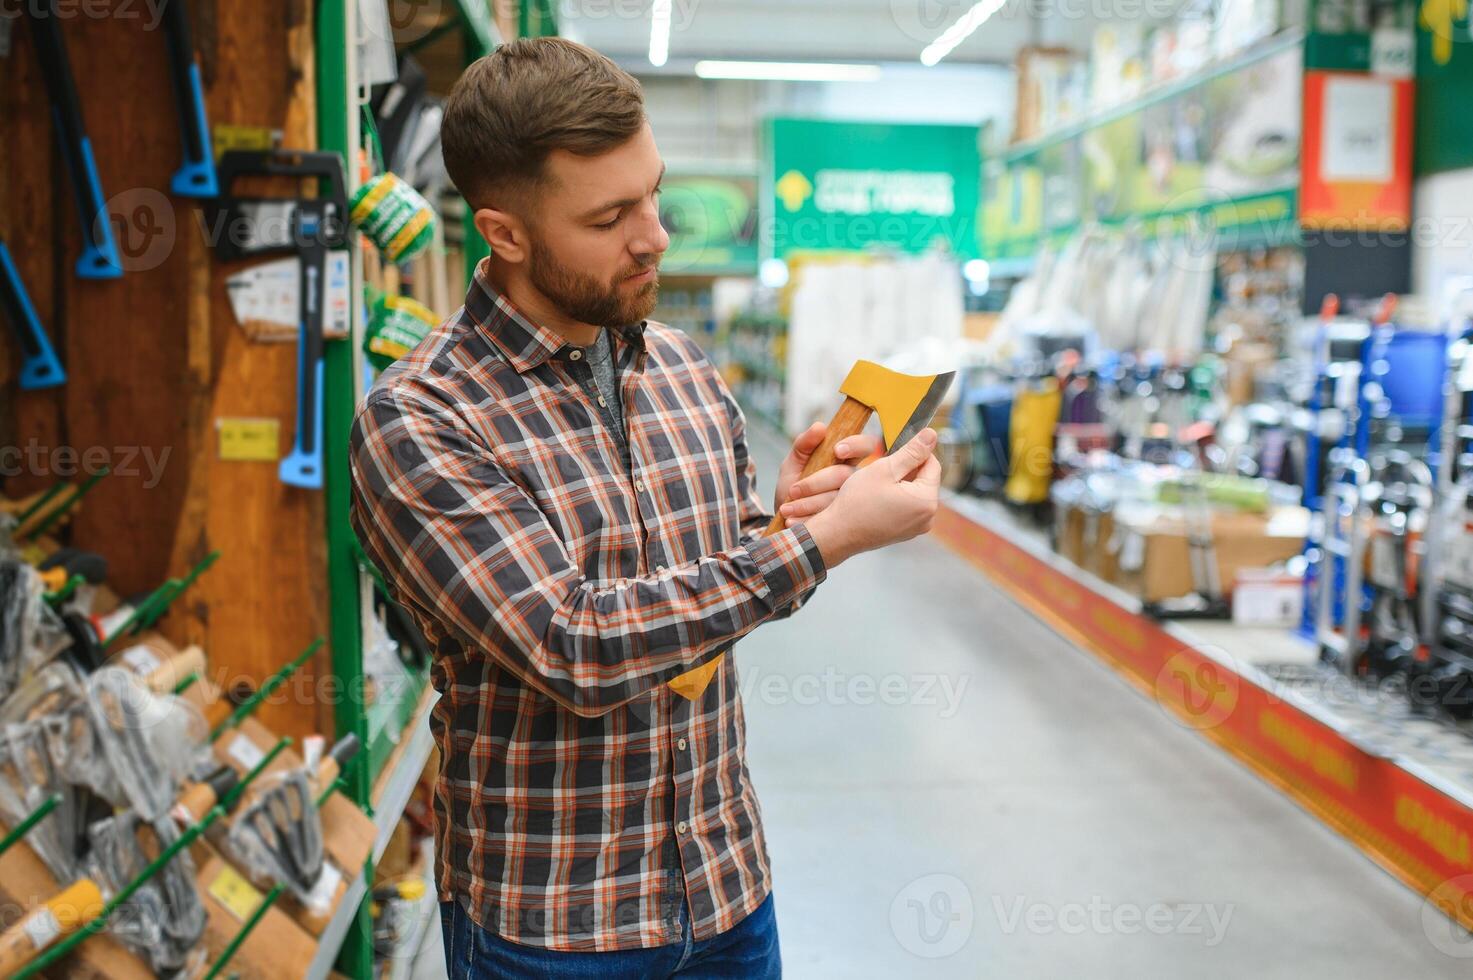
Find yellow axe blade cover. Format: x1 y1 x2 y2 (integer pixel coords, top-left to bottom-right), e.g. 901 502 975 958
839 360 947 451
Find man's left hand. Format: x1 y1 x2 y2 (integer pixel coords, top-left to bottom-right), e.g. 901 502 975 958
772 422 883 524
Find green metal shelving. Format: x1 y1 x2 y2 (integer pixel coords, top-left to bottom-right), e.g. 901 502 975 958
312 2 556 974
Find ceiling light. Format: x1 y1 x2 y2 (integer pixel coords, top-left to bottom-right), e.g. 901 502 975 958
693 60 882 82
649 0 672 67
920 0 1009 66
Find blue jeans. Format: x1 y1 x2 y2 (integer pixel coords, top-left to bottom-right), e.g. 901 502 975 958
440 892 781 979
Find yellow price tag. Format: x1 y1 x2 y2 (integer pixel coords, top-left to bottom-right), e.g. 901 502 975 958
208 864 263 922
218 418 280 462
212 124 281 157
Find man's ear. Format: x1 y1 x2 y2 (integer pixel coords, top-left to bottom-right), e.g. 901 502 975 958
473 207 529 264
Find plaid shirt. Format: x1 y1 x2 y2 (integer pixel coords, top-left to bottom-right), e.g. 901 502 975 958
349 262 827 951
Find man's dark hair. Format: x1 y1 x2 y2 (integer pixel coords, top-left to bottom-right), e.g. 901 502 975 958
441 37 646 211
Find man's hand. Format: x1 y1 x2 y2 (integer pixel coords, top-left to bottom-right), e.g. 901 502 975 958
774 422 884 522
800 429 941 568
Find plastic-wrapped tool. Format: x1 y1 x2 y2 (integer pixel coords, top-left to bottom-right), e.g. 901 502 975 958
84 668 207 820
225 733 360 911
0 559 41 701
42 696 122 806
0 657 83 725
85 811 207 976
0 720 83 881
226 768 324 907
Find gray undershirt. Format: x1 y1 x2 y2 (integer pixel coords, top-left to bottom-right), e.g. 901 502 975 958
588 328 624 434
584 328 629 468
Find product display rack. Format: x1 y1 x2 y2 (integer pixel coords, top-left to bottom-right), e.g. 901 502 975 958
983 29 1306 267
723 310 788 432
314 2 561 974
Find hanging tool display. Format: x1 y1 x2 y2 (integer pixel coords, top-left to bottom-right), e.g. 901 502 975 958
0 239 67 389
1413 338 1473 718
159 0 219 198
225 734 360 906
1359 453 1433 677
22 1 124 279
206 150 349 488
668 359 956 701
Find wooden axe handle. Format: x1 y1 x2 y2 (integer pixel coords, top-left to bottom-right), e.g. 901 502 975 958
0 878 104 975
669 396 876 701
764 396 875 535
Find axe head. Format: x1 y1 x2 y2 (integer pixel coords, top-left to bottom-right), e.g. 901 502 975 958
839 360 956 452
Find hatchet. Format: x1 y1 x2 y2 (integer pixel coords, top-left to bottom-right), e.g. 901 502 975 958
667 360 956 701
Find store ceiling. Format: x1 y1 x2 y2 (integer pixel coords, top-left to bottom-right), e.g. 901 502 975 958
561 0 1080 70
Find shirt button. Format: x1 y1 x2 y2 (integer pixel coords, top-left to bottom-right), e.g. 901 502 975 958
569 349 583 361
635 479 647 493
677 737 688 750
676 820 689 834
597 395 607 407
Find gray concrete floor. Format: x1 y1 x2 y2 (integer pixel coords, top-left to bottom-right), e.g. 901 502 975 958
737 424 1468 979
412 422 1470 977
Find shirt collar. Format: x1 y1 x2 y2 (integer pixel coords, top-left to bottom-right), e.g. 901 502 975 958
467 258 648 374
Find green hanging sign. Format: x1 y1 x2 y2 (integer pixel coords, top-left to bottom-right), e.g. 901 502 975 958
659 172 761 275
766 117 982 260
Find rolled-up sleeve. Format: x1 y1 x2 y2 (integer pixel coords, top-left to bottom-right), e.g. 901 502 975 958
349 385 826 717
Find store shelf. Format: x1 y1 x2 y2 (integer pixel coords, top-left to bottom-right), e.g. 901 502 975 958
734 356 785 385
386 840 439 980
302 687 435 980
1001 29 1305 163
372 686 437 864
308 871 372 980
932 491 1473 934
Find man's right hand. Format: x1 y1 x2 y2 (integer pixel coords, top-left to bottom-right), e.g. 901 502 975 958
798 428 941 568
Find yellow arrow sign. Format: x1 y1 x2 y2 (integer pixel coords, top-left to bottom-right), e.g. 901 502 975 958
775 169 813 211
1421 0 1467 65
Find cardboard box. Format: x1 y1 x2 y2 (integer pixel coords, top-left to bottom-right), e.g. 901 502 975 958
1233 568 1304 627
1054 502 1088 566
1085 511 1121 584
1053 499 1122 585
1224 341 1277 406
1114 506 1308 603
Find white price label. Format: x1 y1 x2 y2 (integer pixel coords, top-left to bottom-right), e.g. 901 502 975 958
305 861 343 912
119 644 163 676
226 733 266 772
22 908 61 950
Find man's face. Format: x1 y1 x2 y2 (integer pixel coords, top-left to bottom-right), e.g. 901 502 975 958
523 122 670 328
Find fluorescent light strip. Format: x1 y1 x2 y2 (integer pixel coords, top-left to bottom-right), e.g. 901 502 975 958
693 60 882 82
649 0 672 67
920 0 1008 66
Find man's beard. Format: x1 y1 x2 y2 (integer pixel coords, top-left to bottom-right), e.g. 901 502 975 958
528 237 660 328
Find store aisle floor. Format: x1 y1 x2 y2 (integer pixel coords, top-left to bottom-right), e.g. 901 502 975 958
738 424 1463 980
408 420 1464 979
